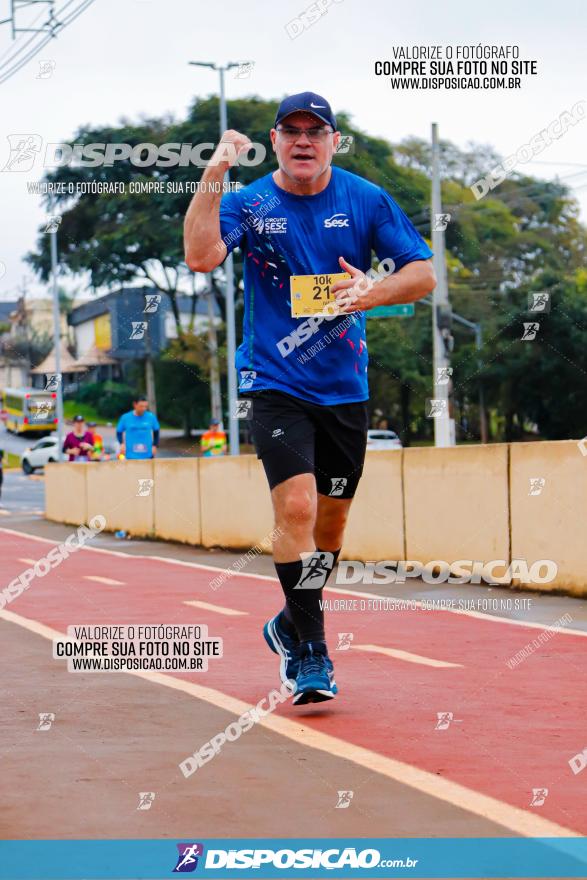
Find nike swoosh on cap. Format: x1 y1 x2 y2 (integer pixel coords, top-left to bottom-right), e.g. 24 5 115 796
310 102 326 108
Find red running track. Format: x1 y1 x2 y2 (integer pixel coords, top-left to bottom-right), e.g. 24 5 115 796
1 529 586 835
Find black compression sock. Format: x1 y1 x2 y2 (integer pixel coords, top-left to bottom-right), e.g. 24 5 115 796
275 549 340 644
280 602 298 636
316 547 340 585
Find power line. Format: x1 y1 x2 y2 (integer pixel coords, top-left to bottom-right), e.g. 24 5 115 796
407 178 587 237
403 168 587 227
0 0 95 85
0 2 48 67
525 161 587 169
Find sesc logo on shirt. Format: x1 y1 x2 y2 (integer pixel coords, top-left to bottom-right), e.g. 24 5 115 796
265 217 288 233
323 212 350 229
219 166 433 406
251 215 288 234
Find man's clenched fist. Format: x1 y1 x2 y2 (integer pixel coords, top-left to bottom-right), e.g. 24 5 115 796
209 129 252 169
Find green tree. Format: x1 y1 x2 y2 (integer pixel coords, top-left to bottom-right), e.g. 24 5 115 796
155 334 225 436
23 96 587 442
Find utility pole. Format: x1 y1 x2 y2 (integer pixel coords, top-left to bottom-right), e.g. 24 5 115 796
430 123 455 447
189 60 239 453
144 345 157 416
475 323 488 444
50 226 64 462
206 274 222 423
421 297 488 444
142 291 158 415
447 313 487 444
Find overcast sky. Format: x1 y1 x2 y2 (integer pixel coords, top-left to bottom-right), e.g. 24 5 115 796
1 0 586 300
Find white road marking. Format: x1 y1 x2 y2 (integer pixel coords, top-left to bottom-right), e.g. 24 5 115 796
352 643 463 668
83 575 124 586
0 527 585 637
183 600 247 616
0 605 579 839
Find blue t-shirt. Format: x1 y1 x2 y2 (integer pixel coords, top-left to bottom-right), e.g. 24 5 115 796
219 166 432 405
117 411 160 459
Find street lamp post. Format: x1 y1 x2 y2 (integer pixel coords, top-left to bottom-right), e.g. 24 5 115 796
205 273 222 424
421 296 488 444
50 226 64 462
189 60 239 455
430 122 455 447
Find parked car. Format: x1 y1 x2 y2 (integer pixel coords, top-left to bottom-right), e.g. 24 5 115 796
21 435 58 473
21 435 117 473
366 429 402 451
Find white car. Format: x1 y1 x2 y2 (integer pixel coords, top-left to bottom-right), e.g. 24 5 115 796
366 429 402 451
21 435 116 472
21 435 58 473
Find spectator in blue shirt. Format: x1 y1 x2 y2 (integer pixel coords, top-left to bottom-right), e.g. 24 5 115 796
116 397 160 460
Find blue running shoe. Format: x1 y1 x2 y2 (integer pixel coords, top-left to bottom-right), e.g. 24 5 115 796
263 612 300 684
293 642 337 705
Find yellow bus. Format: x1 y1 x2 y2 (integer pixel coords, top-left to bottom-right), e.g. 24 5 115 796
1 388 58 434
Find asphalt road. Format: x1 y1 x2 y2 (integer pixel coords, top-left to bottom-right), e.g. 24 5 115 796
1 523 586 850
2 466 587 631
0 470 45 515
1 473 586 880
0 426 37 459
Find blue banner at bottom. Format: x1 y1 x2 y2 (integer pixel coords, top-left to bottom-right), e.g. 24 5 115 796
1 838 587 879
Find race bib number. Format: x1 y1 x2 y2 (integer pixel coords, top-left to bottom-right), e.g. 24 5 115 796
290 272 350 318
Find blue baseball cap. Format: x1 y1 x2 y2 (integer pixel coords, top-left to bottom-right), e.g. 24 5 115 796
274 92 337 130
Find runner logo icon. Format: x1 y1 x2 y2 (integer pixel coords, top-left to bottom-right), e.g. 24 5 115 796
336 790 354 809
239 370 256 390
329 477 347 496
173 843 204 872
295 551 335 589
2 134 42 171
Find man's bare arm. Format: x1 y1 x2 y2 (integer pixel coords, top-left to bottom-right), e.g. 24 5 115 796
331 257 436 312
183 129 251 273
371 258 437 306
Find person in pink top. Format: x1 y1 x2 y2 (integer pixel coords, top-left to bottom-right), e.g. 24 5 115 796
62 415 94 462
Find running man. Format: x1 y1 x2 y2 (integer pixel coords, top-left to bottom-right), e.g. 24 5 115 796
117 396 160 460
184 91 435 704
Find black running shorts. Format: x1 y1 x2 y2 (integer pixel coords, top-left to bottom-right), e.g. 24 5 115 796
244 390 369 498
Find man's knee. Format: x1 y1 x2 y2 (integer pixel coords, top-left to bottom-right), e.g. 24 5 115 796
275 487 316 530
